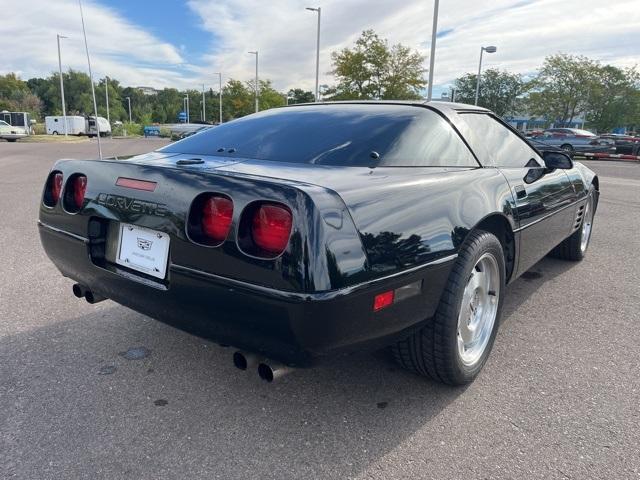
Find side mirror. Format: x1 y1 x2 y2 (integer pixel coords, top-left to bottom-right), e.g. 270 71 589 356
542 151 573 170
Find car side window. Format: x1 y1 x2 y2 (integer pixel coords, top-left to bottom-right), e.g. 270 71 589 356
461 113 543 168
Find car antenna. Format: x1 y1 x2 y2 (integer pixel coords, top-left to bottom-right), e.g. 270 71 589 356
79 0 102 160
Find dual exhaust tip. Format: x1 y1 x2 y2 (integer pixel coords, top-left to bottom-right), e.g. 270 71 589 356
233 351 292 382
72 284 285 381
72 283 106 304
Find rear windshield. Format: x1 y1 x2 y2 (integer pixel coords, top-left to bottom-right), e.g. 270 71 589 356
160 104 477 167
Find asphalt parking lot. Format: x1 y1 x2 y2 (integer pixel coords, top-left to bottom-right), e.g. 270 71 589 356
1 138 639 479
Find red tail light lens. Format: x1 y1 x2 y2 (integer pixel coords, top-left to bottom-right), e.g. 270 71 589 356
50 172 63 205
202 195 233 242
73 175 87 209
251 204 292 255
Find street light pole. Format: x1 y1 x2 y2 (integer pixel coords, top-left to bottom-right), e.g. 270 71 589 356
306 7 321 102
202 84 206 122
56 34 68 136
184 95 190 123
475 45 497 105
214 72 222 124
105 76 110 125
426 0 439 101
125 96 132 124
248 51 259 113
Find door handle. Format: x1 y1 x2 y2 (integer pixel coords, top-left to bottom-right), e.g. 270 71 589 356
514 185 527 199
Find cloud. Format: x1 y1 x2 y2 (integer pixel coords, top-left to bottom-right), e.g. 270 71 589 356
187 0 640 93
0 0 188 88
2 0 639 93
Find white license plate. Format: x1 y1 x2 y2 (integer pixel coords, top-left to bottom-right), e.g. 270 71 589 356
116 223 170 279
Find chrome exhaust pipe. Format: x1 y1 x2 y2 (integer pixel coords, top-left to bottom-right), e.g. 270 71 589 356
232 350 260 371
84 290 106 304
257 361 293 382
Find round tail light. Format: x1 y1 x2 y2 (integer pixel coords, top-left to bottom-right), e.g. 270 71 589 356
202 195 234 242
73 175 87 209
251 203 292 255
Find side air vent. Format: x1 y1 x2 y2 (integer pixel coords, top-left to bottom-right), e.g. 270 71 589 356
573 204 585 230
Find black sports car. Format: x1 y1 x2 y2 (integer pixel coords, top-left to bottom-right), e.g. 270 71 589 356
38 101 599 385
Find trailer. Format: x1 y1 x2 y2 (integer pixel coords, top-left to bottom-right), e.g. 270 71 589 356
45 116 87 135
45 116 111 137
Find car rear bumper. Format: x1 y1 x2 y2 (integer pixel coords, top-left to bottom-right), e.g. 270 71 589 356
39 221 455 366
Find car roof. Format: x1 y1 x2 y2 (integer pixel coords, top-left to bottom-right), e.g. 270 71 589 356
284 99 490 113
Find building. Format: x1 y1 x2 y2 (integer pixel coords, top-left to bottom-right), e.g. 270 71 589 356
137 86 159 96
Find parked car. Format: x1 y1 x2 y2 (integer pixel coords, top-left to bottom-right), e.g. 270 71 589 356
0 119 28 141
599 133 640 156
535 129 614 154
38 101 599 385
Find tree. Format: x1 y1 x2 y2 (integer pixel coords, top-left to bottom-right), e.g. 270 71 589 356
526 54 598 126
452 69 528 117
0 73 43 117
585 66 639 132
328 30 425 100
287 88 314 104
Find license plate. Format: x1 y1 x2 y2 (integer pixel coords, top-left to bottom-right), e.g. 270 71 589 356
116 223 170 279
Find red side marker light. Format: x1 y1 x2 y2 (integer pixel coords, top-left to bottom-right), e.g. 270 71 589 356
373 290 394 312
116 177 157 192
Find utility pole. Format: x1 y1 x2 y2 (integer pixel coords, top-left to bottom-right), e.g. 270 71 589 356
248 51 259 113
56 34 68 136
214 72 223 124
306 7 321 102
105 76 110 125
426 0 439 101
202 84 206 122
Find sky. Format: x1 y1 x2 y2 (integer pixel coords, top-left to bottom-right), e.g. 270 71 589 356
2 0 639 97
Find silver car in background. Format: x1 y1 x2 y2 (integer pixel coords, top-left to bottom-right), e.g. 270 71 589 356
534 128 614 154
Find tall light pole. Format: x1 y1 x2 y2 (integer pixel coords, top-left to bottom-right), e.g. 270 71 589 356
201 84 206 122
78 0 101 159
214 72 222 124
184 95 190 123
105 76 110 125
125 96 132 123
306 7 321 102
426 0 439 101
475 45 497 105
56 34 68 136
248 51 259 113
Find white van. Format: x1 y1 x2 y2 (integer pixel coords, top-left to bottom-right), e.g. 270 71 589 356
88 116 111 137
45 116 86 135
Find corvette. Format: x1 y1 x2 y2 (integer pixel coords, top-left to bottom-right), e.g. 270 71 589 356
38 101 599 385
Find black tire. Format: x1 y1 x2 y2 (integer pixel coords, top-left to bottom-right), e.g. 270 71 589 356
560 144 574 152
391 230 506 385
550 187 596 261
7 138 17 142
52 131 58 135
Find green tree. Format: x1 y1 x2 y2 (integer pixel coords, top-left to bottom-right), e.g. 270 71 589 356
526 54 598 126
585 66 639 132
222 79 253 120
453 69 528 116
287 88 314 104
328 30 425 100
